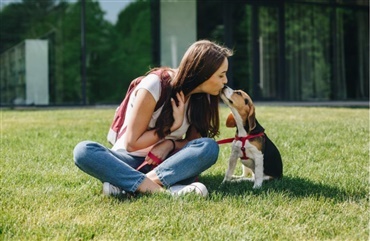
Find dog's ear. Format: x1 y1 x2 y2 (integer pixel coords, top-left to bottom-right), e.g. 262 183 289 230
226 113 236 128
248 105 256 131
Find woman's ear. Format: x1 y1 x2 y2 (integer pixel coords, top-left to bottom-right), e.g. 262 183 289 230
226 113 236 128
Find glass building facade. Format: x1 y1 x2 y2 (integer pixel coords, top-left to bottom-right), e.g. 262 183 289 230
0 0 368 105
197 0 369 101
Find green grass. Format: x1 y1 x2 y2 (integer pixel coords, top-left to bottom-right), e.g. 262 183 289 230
1 106 368 240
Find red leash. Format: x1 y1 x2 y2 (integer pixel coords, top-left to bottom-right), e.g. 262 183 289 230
137 133 265 170
136 151 163 171
216 137 235 144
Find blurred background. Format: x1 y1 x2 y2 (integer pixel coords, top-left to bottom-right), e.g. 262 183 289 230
0 0 368 106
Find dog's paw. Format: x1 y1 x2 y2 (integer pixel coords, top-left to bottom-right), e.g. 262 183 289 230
241 177 255 182
252 179 263 189
221 177 232 184
233 174 253 179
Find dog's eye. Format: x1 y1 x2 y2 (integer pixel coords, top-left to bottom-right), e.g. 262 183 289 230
244 99 249 105
236 91 242 96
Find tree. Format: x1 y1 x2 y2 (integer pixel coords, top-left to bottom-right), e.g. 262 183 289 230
105 0 153 102
41 0 112 104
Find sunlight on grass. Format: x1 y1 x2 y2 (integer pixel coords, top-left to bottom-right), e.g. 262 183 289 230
0 106 368 240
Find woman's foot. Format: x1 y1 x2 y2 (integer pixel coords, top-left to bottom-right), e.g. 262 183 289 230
103 181 209 198
169 182 208 197
102 182 126 197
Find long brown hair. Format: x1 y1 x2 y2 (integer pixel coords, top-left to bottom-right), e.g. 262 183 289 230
154 40 233 138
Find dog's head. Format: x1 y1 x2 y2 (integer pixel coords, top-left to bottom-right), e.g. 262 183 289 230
220 86 256 132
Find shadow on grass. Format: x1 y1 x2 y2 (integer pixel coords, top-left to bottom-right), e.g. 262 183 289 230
106 175 366 203
201 174 366 203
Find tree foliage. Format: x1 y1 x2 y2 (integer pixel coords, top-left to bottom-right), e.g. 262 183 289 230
0 0 152 104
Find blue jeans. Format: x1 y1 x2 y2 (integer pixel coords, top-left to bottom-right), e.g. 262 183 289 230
73 138 219 192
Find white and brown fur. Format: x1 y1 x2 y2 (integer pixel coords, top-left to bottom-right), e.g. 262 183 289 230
220 86 283 188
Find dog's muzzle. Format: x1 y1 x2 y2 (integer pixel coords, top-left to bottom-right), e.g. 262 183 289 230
220 86 234 103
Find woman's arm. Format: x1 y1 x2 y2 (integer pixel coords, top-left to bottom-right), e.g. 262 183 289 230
124 88 159 152
124 89 185 152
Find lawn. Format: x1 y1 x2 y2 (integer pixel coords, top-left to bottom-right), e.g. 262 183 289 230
0 105 368 240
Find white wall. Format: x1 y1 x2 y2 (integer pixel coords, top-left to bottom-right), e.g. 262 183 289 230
25 40 49 105
160 0 197 68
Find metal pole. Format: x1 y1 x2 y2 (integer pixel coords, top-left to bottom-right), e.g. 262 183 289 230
150 0 160 66
251 2 260 100
80 0 87 105
223 0 234 88
278 1 286 100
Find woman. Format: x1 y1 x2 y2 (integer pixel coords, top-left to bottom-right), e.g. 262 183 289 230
73 40 233 197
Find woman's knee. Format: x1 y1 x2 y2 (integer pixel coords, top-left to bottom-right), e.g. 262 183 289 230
73 140 95 166
200 138 219 164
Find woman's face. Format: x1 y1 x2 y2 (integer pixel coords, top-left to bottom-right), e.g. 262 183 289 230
191 58 229 96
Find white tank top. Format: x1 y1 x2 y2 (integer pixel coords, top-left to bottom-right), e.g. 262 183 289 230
112 73 190 156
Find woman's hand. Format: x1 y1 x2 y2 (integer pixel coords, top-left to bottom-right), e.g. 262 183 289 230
170 91 185 132
145 139 174 165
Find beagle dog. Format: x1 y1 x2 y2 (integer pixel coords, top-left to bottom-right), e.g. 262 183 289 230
219 86 283 188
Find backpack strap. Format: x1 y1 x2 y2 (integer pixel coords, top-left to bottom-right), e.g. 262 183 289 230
112 69 171 142
109 75 144 138
152 69 171 111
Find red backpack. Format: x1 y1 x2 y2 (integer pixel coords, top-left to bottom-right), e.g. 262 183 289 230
107 69 171 145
